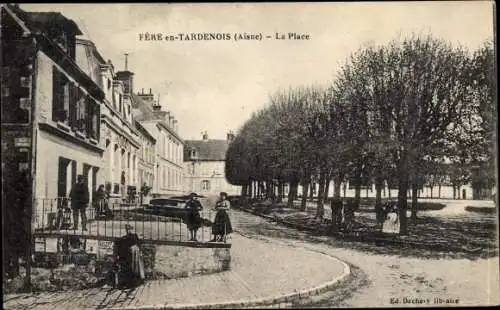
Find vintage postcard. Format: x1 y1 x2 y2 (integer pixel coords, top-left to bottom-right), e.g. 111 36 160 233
1 2 498 309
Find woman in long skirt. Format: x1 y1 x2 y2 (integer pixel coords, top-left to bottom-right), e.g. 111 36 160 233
184 193 203 241
114 224 145 288
211 192 233 242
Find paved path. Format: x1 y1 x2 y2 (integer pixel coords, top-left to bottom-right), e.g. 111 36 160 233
233 209 499 308
3 211 349 309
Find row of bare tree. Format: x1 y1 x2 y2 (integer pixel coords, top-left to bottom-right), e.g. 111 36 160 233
225 35 495 235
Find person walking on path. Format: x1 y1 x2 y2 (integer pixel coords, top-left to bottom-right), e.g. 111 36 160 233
184 192 203 241
69 175 89 231
114 224 145 288
211 192 233 242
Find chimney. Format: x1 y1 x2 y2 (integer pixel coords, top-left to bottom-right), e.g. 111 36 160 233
202 131 208 142
173 119 178 132
227 131 235 142
149 88 152 95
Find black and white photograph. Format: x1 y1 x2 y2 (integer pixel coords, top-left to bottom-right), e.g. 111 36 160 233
1 2 498 308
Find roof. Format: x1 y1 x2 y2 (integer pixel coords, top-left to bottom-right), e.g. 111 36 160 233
23 11 83 35
184 140 230 161
131 93 155 120
134 121 156 143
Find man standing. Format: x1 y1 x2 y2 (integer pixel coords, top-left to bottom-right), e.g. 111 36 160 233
70 175 89 231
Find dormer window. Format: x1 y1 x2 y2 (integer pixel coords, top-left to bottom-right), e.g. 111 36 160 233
54 31 69 53
190 149 197 159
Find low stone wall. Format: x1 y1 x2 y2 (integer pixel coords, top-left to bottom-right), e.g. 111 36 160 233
24 240 231 293
154 245 231 279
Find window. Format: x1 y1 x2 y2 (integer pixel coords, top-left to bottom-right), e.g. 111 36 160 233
52 66 70 124
74 87 86 132
54 32 69 53
88 100 100 140
201 180 210 191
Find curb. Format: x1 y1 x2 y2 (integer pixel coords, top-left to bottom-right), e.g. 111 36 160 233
114 237 351 310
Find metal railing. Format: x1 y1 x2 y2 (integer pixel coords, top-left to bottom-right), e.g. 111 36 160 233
32 197 232 247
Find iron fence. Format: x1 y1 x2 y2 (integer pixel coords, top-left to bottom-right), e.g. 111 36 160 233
32 197 231 247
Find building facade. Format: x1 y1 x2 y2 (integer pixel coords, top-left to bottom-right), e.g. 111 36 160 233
184 132 240 195
132 89 184 196
135 120 156 189
75 38 142 200
1 5 105 227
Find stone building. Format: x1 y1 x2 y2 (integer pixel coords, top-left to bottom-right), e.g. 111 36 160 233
75 39 142 201
184 132 240 195
132 89 184 196
1 5 104 225
134 120 156 190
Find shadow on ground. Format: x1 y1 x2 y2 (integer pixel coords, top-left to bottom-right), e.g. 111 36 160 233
236 204 498 260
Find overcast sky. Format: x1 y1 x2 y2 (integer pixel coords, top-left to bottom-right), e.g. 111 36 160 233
22 2 494 140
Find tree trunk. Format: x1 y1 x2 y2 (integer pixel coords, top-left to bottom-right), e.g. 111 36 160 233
324 179 330 202
375 179 383 207
309 182 315 200
397 161 409 236
430 187 433 198
266 180 273 200
343 183 347 198
354 180 361 210
410 183 419 223
301 179 309 211
333 176 342 198
248 180 253 199
240 183 248 204
316 171 327 218
287 180 299 208
438 184 441 198
277 181 283 203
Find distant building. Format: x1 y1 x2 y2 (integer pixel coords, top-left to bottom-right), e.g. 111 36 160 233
134 120 156 190
184 132 240 195
132 89 184 196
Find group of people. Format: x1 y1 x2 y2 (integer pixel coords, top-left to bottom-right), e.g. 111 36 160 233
330 197 400 234
55 175 113 231
184 191 233 242
329 197 356 233
112 191 234 289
